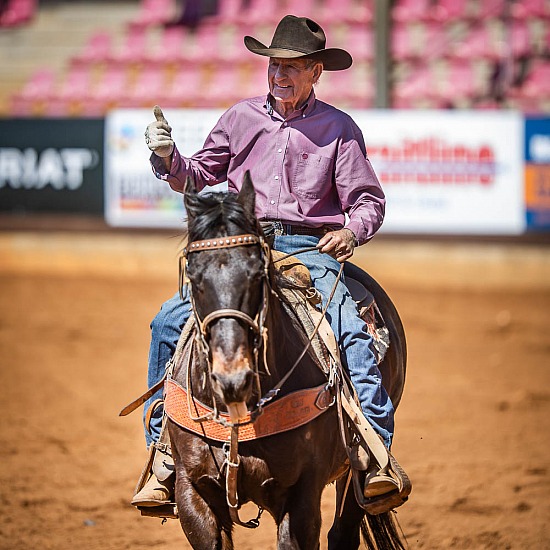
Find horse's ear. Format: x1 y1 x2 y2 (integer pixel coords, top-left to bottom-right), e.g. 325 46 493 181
183 176 198 220
237 170 256 216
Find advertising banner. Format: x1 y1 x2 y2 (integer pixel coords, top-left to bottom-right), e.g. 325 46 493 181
0 119 104 214
524 117 550 231
352 110 525 235
104 109 224 228
105 109 526 235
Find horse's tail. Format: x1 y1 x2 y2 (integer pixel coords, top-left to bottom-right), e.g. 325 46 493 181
361 512 407 550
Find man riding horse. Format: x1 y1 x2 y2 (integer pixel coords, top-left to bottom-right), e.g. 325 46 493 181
133 14 410 514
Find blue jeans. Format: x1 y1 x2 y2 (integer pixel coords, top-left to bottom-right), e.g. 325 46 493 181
144 235 394 448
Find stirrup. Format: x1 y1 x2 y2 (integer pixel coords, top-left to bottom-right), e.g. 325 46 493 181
352 454 412 515
132 403 179 519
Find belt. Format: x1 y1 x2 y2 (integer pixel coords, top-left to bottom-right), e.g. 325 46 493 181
260 220 337 237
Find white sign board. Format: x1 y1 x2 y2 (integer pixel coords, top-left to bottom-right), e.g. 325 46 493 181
105 108 224 228
352 109 525 234
105 109 525 234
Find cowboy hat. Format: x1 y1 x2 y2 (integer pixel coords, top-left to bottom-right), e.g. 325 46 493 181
244 15 352 71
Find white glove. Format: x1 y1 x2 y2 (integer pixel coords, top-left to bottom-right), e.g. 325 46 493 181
144 105 174 158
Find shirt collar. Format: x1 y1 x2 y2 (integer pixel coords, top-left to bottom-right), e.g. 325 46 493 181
264 89 317 120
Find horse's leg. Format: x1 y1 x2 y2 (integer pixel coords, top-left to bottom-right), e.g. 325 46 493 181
174 471 233 550
327 474 364 550
170 426 233 550
276 480 323 550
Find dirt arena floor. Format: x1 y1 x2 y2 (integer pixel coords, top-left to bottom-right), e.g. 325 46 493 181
0 229 548 549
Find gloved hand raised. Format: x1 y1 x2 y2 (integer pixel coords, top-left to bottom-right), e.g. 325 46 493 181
144 105 174 158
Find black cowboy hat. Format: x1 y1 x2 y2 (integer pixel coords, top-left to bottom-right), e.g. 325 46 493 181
244 15 352 71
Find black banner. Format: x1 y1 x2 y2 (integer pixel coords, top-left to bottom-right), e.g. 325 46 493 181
0 118 104 214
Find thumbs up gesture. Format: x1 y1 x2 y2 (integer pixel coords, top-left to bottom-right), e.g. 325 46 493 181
144 105 174 158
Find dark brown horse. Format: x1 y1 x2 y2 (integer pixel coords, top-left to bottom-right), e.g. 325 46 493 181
167 173 407 549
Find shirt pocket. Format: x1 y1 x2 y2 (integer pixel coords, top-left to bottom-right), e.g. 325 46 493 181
292 152 334 199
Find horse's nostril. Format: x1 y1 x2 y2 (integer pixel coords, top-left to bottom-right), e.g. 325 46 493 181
210 368 255 404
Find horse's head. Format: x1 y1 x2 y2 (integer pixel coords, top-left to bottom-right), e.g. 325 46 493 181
183 172 268 423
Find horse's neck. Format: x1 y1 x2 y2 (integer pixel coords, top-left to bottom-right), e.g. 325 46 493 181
263 292 326 394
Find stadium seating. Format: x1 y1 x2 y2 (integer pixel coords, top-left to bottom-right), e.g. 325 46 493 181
5 0 550 115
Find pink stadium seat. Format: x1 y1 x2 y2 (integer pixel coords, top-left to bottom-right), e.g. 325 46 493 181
205 0 242 24
476 0 505 18
391 24 416 60
345 23 375 61
517 61 550 99
156 63 204 107
186 23 223 63
323 66 374 108
421 22 449 60
434 0 469 21
452 25 500 61
83 65 129 115
242 0 283 24
121 66 168 108
146 25 188 64
46 64 95 116
320 0 374 24
0 0 36 27
509 21 532 57
72 31 113 66
201 65 247 107
392 66 434 104
130 0 176 28
438 61 477 102
392 0 431 22
109 25 150 66
10 68 56 116
511 0 549 19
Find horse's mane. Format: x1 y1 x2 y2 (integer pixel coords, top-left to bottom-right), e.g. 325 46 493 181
185 191 259 243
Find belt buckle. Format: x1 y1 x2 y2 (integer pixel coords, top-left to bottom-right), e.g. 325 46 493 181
273 220 284 236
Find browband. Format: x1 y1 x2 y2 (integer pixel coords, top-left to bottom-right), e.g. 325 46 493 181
183 234 260 256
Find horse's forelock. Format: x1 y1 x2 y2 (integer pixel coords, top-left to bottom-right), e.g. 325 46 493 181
187 191 258 241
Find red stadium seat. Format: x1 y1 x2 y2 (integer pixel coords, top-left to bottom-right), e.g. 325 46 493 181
345 23 375 61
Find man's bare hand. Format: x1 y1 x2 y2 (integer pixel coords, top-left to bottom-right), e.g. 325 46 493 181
144 105 174 158
317 228 357 263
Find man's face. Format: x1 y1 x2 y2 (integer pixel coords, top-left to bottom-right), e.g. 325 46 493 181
268 57 321 113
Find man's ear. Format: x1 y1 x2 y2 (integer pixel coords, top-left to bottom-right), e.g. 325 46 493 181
237 170 256 216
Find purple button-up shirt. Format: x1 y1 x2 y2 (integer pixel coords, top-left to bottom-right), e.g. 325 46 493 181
151 91 385 245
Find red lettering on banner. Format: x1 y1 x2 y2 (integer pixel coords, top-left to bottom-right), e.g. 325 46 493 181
368 138 497 186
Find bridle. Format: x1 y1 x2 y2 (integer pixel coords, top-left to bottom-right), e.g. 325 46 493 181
178 231 344 529
180 233 273 426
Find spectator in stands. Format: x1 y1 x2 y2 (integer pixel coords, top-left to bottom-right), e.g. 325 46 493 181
132 14 410 515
